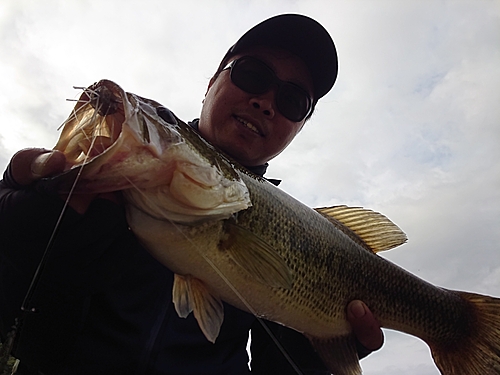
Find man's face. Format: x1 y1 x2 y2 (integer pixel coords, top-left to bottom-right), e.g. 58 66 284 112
198 47 314 167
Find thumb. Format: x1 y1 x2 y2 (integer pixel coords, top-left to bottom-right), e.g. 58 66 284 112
11 148 66 186
347 300 384 352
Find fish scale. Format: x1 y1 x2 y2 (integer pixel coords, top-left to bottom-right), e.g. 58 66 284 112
45 79 500 375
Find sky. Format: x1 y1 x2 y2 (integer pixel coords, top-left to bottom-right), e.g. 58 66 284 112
1 0 499 374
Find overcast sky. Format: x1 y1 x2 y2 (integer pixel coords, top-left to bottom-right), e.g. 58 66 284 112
1 1 499 374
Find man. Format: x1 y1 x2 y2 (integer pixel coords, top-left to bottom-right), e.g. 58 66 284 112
0 14 383 374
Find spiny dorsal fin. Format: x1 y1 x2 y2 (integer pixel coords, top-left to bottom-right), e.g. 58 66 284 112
315 205 407 253
172 274 224 343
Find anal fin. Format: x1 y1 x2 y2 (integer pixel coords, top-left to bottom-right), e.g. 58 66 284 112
306 333 362 375
172 274 224 343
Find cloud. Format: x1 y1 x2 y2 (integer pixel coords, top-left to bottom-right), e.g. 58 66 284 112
268 4 500 372
0 1 499 374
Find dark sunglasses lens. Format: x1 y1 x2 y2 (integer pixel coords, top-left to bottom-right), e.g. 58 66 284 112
277 85 311 122
231 58 273 94
230 57 312 122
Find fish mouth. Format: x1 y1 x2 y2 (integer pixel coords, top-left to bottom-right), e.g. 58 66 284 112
46 79 175 193
233 115 263 136
45 79 250 208
55 80 126 168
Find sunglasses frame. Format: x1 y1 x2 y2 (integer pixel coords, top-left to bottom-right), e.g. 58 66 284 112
223 56 313 122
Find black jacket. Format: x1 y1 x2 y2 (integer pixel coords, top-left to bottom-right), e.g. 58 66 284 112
0 133 329 374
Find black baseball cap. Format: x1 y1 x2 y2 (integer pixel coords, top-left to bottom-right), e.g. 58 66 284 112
220 14 338 101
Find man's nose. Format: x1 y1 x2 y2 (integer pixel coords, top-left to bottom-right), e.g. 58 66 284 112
249 95 275 118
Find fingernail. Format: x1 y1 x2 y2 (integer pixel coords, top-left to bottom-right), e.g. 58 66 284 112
31 152 53 177
350 301 366 318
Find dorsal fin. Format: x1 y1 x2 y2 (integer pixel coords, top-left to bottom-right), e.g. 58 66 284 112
315 205 407 253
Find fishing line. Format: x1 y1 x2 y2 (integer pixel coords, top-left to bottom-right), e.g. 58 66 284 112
20 155 87 312
0 88 101 371
122 177 304 375
21 82 117 314
21 91 101 312
4 84 305 374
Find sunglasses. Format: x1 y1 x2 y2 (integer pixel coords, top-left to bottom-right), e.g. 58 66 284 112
223 56 313 122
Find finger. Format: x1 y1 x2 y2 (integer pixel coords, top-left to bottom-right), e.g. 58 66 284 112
31 150 66 178
347 300 384 351
11 148 66 186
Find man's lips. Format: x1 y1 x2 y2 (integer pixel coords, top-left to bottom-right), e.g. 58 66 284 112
233 115 263 136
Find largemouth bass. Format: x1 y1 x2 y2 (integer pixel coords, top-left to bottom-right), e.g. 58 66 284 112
46 80 500 375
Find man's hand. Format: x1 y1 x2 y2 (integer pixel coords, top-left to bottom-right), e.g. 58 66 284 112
11 148 66 186
347 300 384 356
9 148 120 214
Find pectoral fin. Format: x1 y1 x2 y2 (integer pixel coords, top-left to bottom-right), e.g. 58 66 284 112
306 333 362 375
172 274 224 343
219 221 293 289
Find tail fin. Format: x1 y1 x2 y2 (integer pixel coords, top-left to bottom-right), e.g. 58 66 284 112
430 291 500 374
